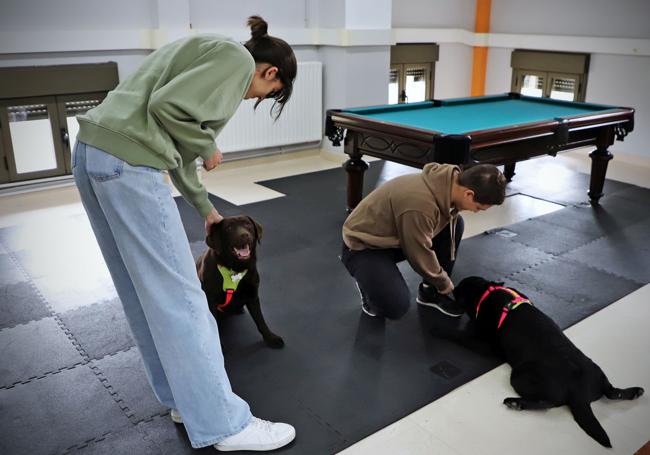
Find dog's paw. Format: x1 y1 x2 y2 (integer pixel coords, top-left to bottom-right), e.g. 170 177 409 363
633 387 645 399
503 397 522 410
264 334 285 349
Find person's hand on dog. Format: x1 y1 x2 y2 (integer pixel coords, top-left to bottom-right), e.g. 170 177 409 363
205 207 224 235
203 147 223 171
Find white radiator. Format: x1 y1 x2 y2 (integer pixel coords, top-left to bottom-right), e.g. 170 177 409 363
217 61 322 153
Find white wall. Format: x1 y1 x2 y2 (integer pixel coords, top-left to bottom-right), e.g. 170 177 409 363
308 0 346 28
346 0 392 29
484 47 512 95
587 54 650 160
343 47 392 106
491 0 650 39
0 0 156 30
392 0 475 29
188 0 308 29
434 44 473 98
0 0 157 80
320 47 350 119
1 0 648 161
319 44 391 152
0 0 395 158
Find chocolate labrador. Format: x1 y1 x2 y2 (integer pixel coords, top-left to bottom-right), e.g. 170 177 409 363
196 215 284 348
453 276 644 448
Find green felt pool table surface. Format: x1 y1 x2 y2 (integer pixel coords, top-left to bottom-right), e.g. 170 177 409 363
342 96 618 134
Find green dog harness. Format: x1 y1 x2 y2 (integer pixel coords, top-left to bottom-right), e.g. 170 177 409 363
216 265 248 312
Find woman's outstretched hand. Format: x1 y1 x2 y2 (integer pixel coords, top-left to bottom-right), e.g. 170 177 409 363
205 207 223 235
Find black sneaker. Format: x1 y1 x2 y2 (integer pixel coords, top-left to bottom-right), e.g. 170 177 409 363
416 283 464 317
355 282 378 317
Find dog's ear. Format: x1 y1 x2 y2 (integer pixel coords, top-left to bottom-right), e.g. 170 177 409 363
205 222 223 253
247 216 263 244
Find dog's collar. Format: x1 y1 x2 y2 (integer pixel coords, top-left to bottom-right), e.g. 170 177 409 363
216 265 248 312
475 285 532 329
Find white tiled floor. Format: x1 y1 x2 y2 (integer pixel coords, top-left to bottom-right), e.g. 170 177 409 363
190 149 346 205
0 148 648 454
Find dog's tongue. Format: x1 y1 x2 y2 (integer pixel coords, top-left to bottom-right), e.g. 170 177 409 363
234 245 251 259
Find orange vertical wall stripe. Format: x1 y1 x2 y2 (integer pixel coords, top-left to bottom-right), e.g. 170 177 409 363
471 0 492 96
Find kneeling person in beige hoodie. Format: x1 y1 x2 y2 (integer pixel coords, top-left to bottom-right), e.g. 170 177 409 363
341 163 506 319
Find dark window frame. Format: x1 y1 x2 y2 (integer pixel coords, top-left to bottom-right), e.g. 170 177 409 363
0 63 117 185
390 43 439 104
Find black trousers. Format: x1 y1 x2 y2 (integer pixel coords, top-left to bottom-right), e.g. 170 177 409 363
340 215 464 320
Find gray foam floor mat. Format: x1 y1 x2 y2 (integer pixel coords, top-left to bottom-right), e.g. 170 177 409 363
1 160 648 454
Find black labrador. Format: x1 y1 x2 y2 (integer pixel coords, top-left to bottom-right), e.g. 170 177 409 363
453 276 644 448
196 215 284 348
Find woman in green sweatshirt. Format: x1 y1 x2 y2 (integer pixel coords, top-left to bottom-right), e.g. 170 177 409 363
72 16 297 452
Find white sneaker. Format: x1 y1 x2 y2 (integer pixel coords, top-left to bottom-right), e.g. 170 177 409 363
214 416 296 452
170 408 183 424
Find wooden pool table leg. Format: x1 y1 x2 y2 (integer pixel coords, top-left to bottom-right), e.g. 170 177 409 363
344 157 368 212
588 146 613 205
588 128 615 205
504 163 516 182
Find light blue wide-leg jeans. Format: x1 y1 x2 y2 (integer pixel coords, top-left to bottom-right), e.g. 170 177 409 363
72 141 251 448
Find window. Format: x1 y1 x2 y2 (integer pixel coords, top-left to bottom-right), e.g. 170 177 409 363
389 44 439 104
549 75 578 101
404 65 429 102
511 50 589 102
388 67 400 104
0 63 117 185
520 72 545 98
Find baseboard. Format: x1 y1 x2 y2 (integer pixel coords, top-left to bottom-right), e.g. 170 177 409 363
564 148 650 169
319 149 347 164
319 149 381 164
220 141 322 163
0 176 76 197
612 151 650 169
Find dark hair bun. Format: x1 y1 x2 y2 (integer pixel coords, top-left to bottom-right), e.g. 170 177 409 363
247 15 268 40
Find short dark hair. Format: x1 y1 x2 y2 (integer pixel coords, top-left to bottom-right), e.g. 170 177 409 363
458 164 507 205
244 16 297 119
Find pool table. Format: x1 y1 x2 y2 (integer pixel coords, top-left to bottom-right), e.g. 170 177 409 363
325 93 634 210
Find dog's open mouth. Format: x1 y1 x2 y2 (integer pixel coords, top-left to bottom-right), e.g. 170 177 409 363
233 245 251 260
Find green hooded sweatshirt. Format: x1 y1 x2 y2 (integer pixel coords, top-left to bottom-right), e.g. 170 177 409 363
77 34 255 217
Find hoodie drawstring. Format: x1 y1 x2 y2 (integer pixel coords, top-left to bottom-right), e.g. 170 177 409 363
449 216 457 261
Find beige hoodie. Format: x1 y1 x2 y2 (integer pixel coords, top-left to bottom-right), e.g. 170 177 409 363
342 163 459 294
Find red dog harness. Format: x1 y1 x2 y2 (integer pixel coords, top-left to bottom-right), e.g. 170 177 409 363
475 285 532 329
